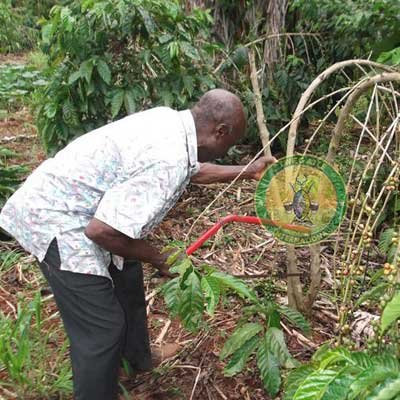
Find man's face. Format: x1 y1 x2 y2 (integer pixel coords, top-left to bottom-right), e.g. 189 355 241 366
197 123 242 162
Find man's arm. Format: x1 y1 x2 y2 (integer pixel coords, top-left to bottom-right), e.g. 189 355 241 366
191 156 276 184
85 218 173 277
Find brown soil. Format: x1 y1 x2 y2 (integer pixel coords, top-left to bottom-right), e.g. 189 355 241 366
0 107 45 168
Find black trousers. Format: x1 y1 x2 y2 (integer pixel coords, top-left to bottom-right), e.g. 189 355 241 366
38 239 152 400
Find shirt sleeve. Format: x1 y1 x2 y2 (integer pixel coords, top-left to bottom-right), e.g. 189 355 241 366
94 162 185 239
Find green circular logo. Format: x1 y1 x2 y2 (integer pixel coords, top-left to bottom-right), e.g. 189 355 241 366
255 155 347 245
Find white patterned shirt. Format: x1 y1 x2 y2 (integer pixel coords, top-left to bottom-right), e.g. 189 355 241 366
0 107 198 279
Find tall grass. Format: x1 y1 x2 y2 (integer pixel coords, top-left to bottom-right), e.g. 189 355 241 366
0 292 72 399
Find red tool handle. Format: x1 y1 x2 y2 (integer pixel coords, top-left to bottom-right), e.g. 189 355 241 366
185 214 310 256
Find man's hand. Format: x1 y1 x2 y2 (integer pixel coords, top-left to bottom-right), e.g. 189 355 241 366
248 156 277 180
152 259 177 278
85 218 176 278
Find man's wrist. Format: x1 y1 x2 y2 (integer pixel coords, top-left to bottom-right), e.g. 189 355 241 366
151 252 167 267
244 166 257 180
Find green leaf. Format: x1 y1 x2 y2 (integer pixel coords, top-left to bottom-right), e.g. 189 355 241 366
180 42 200 60
284 365 316 400
164 248 183 266
378 228 395 254
162 277 181 316
96 60 111 85
182 75 194 96
223 335 260 377
111 90 124 118
138 7 155 33
367 377 400 400
278 305 310 334
178 271 204 332
170 257 192 276
257 336 281 396
268 308 281 329
381 291 400 332
45 103 57 119
210 271 257 302
355 282 389 307
62 99 79 127
265 327 297 368
318 348 357 370
292 368 347 400
123 89 136 115
68 70 81 85
323 373 354 400
350 351 374 369
220 323 263 360
158 33 173 44
0 148 17 158
349 366 396 399
311 343 331 362
201 275 221 316
79 60 94 84
371 353 400 372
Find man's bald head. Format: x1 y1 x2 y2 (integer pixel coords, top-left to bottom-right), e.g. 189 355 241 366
191 89 246 162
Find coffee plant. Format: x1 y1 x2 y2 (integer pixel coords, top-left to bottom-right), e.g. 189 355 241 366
162 246 310 397
283 345 400 400
36 0 216 154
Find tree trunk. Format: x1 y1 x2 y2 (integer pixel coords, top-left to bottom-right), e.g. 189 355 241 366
264 0 288 76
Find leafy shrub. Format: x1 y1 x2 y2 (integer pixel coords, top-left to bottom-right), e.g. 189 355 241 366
162 247 310 397
220 301 309 397
162 249 258 331
36 0 216 154
291 0 400 61
283 345 400 400
0 0 66 53
12 0 62 20
378 47 400 66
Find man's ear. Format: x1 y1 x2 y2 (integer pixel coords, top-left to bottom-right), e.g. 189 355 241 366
216 123 231 138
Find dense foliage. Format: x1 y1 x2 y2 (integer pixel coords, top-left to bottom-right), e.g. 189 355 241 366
216 0 400 146
291 0 400 61
0 0 61 53
284 345 400 399
34 0 400 153
36 0 216 154
0 1 37 53
162 247 310 396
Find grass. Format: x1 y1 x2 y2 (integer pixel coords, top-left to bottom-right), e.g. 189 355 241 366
0 248 72 399
0 291 72 399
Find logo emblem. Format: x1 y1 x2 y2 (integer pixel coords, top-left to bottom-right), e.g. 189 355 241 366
255 155 347 245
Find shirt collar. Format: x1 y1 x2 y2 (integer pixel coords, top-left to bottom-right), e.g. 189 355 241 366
178 110 198 175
